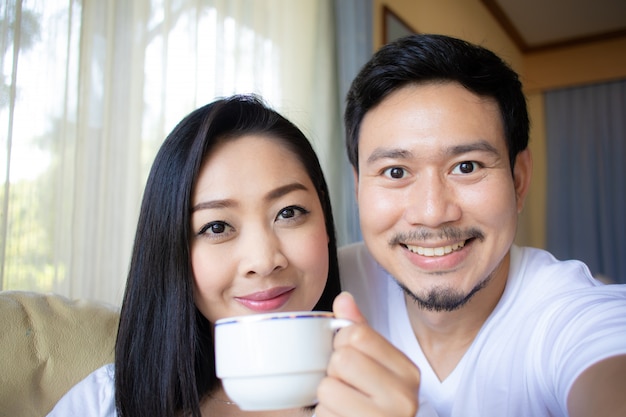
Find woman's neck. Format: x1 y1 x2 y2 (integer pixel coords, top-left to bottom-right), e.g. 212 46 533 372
200 387 314 417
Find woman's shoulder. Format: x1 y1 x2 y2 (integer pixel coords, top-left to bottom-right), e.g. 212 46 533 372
47 363 117 417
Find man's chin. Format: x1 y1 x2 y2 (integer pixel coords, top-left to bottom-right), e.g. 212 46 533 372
397 279 489 312
412 291 472 312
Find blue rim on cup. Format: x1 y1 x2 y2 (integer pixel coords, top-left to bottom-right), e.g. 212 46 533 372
215 311 335 326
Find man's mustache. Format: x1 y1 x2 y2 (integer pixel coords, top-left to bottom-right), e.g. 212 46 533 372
389 226 485 246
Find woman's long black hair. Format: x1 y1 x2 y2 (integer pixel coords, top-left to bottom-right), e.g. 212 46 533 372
114 95 341 417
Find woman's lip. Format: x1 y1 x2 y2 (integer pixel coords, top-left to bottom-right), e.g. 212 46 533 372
235 286 295 312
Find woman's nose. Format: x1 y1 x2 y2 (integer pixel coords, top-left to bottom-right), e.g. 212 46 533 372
238 226 288 278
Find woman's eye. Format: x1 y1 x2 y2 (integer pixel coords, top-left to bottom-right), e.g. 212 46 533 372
199 221 232 236
276 206 309 221
452 161 479 174
383 167 406 179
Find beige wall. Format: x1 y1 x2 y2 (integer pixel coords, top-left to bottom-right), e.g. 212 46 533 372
373 0 626 248
373 0 523 68
524 36 626 92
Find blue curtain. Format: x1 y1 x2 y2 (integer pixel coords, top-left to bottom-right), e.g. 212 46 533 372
545 79 626 284
332 0 372 244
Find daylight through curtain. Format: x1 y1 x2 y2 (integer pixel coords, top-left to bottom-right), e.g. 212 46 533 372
0 0 341 305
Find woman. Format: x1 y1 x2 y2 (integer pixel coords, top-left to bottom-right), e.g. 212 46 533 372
48 95 422 417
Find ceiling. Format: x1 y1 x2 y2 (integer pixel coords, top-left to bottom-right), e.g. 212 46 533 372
481 0 626 52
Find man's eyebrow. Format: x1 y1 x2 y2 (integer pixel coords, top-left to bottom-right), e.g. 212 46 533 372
365 140 500 165
446 140 500 157
366 148 413 164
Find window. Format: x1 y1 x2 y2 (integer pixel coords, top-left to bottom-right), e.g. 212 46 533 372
1 0 339 305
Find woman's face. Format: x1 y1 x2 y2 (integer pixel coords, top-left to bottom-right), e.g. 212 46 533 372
190 134 329 323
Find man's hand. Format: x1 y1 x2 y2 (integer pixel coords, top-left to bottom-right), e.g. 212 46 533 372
315 292 421 417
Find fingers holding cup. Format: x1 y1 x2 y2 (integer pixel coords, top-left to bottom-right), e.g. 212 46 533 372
317 295 421 417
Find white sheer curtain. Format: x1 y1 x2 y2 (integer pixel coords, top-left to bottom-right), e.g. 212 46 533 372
0 0 339 306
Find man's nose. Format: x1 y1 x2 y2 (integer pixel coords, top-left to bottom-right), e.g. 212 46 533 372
402 173 462 227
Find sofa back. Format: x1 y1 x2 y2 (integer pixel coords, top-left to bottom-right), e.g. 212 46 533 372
0 291 119 417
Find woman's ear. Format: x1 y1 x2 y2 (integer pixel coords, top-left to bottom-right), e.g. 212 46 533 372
513 149 533 213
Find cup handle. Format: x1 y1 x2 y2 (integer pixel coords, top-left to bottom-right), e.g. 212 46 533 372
329 318 353 331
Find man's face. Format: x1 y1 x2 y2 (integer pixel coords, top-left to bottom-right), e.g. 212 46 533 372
356 82 531 311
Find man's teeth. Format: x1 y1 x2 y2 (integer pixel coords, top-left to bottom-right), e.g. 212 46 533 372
406 241 466 257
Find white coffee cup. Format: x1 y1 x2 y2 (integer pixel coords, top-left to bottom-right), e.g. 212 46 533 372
214 311 352 410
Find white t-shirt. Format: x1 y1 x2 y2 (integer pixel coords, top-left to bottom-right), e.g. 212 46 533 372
339 243 626 417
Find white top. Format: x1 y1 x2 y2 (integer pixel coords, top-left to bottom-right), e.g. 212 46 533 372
47 363 117 416
47 362 433 417
47 364 324 416
339 243 626 417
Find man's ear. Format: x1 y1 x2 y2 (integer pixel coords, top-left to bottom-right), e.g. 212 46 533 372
513 149 533 213
352 166 359 202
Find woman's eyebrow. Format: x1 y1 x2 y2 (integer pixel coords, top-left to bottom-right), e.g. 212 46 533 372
191 199 235 212
265 182 309 202
191 183 309 213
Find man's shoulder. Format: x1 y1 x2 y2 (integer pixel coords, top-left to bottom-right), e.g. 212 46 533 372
338 242 391 329
338 241 368 257
511 245 600 288
508 246 626 327
338 241 383 281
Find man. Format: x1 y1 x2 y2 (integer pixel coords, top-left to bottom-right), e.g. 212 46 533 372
339 33 626 417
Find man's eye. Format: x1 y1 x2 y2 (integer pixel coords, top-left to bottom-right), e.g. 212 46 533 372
383 167 406 179
452 161 479 174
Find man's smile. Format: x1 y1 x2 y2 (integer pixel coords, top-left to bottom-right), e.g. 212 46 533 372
405 240 466 257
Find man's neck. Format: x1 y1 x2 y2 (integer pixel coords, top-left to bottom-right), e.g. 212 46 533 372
404 257 509 381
